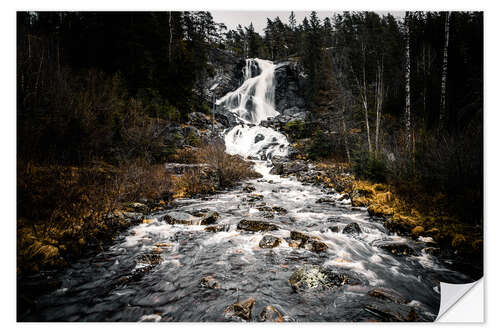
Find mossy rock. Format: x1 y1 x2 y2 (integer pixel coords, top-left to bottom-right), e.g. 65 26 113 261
411 226 425 238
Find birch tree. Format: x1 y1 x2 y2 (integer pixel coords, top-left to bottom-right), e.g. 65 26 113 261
375 61 384 154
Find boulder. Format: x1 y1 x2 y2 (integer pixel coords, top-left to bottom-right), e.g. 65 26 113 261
378 242 416 256
200 211 219 225
302 239 327 253
289 231 327 253
329 226 340 233
272 206 288 215
237 220 279 232
200 276 220 289
254 133 265 143
289 265 360 292
224 297 255 321
423 247 440 256
246 194 264 202
136 253 163 266
368 288 408 304
342 222 362 235
205 224 231 233
259 305 283 322
243 185 256 193
164 212 200 225
259 235 281 248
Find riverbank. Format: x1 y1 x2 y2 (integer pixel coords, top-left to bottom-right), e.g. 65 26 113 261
268 155 483 279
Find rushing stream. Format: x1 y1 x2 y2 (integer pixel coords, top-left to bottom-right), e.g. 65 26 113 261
21 59 474 322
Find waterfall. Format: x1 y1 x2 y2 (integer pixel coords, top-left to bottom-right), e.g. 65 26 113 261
219 58 289 160
217 58 280 125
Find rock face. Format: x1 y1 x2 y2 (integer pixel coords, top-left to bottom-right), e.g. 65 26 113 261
259 235 281 248
289 265 360 292
342 222 362 235
237 220 279 232
259 305 284 322
274 61 307 114
224 297 255 321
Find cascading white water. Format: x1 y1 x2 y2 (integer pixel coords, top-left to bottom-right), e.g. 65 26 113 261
217 59 279 124
219 58 288 160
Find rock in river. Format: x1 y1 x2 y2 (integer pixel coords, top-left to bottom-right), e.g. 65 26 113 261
377 242 416 256
342 222 362 235
259 235 281 248
224 297 255 321
289 230 327 253
200 211 219 225
204 224 230 233
368 288 408 304
164 212 200 225
237 219 279 232
254 133 265 143
259 305 283 322
200 276 220 289
289 265 361 292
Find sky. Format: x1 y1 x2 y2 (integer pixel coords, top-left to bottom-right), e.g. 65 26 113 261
211 11 404 33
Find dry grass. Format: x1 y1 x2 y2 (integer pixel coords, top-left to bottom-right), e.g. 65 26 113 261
17 159 172 274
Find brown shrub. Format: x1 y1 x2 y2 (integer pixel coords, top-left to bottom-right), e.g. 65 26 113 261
199 141 261 188
17 158 172 274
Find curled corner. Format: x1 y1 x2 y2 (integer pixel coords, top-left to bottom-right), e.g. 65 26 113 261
436 278 483 322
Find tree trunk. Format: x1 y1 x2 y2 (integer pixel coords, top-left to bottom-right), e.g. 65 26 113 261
361 41 372 153
168 12 173 63
341 103 351 164
404 12 412 153
439 11 450 129
375 62 384 155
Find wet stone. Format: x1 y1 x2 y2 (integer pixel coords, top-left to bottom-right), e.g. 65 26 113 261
368 288 408 304
224 297 255 321
237 219 279 232
255 133 265 143
289 265 361 292
200 211 219 225
329 226 340 233
259 305 283 322
164 212 199 225
204 224 230 233
136 253 163 266
423 247 440 256
200 276 220 289
246 194 264 202
302 239 327 253
378 242 416 256
343 222 362 235
259 235 281 248
243 185 256 193
272 206 288 215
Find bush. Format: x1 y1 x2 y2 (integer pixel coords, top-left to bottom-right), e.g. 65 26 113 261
351 150 387 183
199 141 261 188
307 129 338 160
283 120 307 140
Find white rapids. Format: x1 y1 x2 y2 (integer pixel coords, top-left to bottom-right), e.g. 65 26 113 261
219 58 288 160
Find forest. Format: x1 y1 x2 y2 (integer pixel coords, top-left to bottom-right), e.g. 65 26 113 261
17 11 483 322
